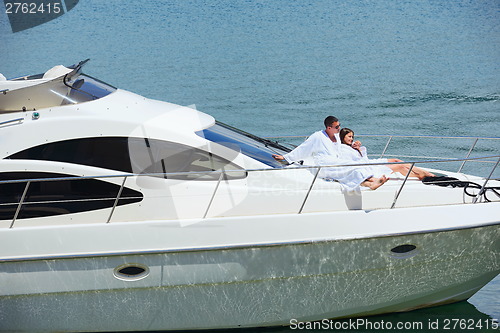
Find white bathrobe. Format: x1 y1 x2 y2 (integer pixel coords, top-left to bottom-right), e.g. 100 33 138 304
339 144 392 178
283 131 375 191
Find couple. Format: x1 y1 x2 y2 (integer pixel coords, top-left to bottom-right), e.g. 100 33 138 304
272 116 434 191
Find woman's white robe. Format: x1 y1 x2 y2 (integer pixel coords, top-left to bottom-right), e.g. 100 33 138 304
339 144 392 178
283 131 375 191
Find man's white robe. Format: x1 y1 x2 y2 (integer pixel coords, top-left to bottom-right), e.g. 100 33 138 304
283 131 375 191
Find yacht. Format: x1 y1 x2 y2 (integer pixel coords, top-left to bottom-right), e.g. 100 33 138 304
0 60 499 332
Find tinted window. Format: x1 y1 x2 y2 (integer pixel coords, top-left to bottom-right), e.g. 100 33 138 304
8 137 246 180
196 122 290 168
128 138 246 180
0 172 142 220
64 73 116 104
0 73 116 112
8 137 132 172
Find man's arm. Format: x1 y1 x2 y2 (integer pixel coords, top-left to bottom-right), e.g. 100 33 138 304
279 133 319 163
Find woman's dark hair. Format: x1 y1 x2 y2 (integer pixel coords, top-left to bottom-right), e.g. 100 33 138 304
339 128 354 144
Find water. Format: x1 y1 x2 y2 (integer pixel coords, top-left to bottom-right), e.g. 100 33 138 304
1 0 499 331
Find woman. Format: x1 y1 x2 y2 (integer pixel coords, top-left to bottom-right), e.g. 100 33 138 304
339 128 435 180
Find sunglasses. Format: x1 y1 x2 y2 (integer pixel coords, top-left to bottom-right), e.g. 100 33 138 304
331 124 340 129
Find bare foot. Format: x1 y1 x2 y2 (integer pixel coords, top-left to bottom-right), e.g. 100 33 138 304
362 175 388 190
411 167 435 180
370 175 388 190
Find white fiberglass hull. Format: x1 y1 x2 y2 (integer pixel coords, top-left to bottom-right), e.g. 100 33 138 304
1 204 499 332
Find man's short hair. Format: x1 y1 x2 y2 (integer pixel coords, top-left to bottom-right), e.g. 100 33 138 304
324 116 339 128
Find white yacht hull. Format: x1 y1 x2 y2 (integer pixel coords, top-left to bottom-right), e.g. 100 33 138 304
1 204 499 332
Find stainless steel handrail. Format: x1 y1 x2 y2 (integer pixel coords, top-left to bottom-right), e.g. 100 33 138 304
265 134 500 140
458 138 479 173
380 135 393 159
107 176 127 223
473 157 500 204
390 163 414 209
0 117 24 128
204 172 225 219
266 134 500 173
298 166 321 214
1 154 498 186
10 181 30 229
2 154 499 228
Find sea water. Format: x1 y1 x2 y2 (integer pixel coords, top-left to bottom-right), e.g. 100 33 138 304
1 0 499 331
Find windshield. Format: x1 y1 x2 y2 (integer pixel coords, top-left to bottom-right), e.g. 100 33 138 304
197 122 291 168
0 72 116 112
63 73 116 104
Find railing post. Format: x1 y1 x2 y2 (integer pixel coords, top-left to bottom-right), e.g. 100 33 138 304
458 138 479 173
10 181 30 228
472 156 500 204
203 171 225 219
298 167 321 214
390 163 414 209
380 136 393 159
107 176 127 223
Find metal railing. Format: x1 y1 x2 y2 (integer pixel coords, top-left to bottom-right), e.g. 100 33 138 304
0 118 23 128
1 154 499 229
265 134 500 173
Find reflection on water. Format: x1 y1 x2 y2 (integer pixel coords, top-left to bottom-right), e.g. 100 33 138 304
126 278 500 333
125 301 497 333
133 273 499 333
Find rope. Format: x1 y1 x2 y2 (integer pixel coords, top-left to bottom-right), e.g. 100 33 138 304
421 176 500 202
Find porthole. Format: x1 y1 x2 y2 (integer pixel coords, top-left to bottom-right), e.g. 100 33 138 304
391 244 417 254
389 244 418 259
113 263 150 281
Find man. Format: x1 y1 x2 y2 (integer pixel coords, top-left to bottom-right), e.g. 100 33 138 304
273 116 387 191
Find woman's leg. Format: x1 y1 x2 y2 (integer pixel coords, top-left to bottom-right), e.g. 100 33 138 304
386 159 435 179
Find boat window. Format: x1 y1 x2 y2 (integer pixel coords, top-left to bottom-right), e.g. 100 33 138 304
62 73 116 104
114 264 150 281
7 137 246 180
0 172 142 221
8 137 134 172
128 138 247 180
0 73 116 112
196 122 291 168
390 244 417 254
